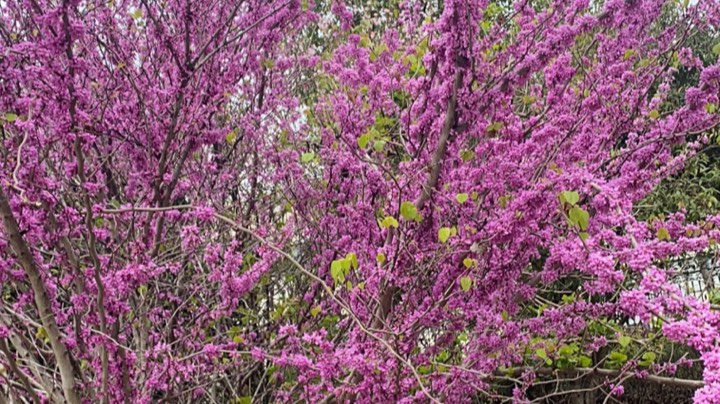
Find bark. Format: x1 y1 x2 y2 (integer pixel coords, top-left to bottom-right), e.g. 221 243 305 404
0 187 80 404
371 67 464 331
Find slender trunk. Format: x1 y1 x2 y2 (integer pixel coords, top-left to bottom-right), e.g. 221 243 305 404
0 187 80 404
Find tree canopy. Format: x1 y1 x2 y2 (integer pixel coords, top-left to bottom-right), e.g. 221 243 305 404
2 0 720 403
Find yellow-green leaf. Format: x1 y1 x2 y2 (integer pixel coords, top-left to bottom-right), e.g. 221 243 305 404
657 227 670 241
486 121 504 135
310 305 322 317
618 335 631 348
460 276 472 292
559 191 579 206
330 260 345 284
400 201 418 220
235 397 252 404
456 193 469 204
460 149 475 161
381 216 399 229
370 43 388 62
346 252 358 270
301 152 315 163
226 129 237 143
499 195 511 209
376 252 386 264
569 207 590 231
373 140 386 152
36 326 47 340
438 227 451 243
357 133 371 149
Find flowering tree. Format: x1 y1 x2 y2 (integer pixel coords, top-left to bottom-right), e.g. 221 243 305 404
2 0 720 402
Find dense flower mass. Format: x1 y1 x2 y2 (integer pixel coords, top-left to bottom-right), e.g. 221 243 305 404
1 0 720 402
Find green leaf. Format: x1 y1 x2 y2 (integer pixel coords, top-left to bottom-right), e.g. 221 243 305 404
310 305 322 317
456 193 469 204
486 121 504 135
460 276 472 292
357 133 371 148
535 348 548 360
618 335 631 348
569 207 590 231
639 351 657 367
346 252 358 270
579 355 592 367
418 365 432 375
370 43 388 62
131 9 143 19
706 103 717 114
609 351 628 364
225 129 237 143
380 216 399 229
35 326 47 341
657 227 670 241
713 42 720 56
376 252 386 264
438 227 451 243
330 260 345 284
649 110 660 120
558 344 577 356
373 140 386 152
498 195 511 208
4 113 18 123
463 257 475 268
460 149 475 161
522 95 537 105
579 232 589 242
300 152 315 163
235 397 252 404
559 191 579 206
400 201 418 220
